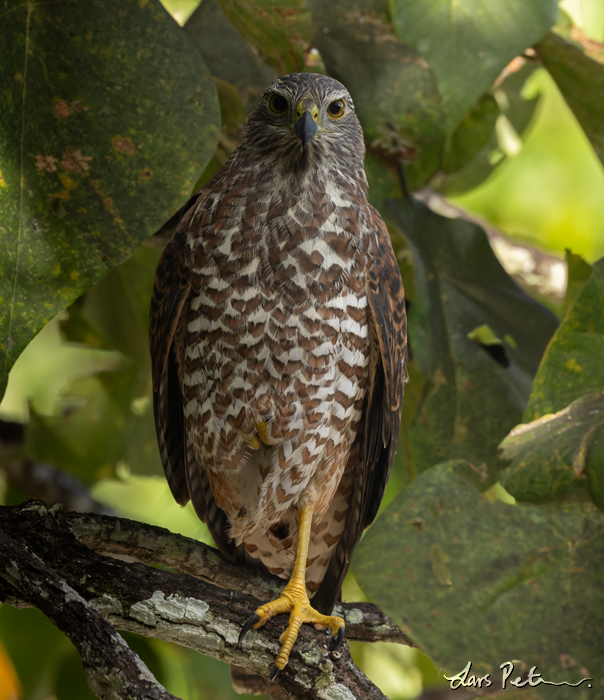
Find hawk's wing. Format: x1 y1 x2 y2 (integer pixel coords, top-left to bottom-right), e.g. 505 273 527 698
313 210 407 613
150 200 239 561
150 221 192 508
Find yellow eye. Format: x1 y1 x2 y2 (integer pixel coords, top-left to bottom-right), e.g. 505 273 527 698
268 93 288 115
327 99 346 119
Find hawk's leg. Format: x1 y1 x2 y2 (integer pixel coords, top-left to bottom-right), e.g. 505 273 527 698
239 502 345 675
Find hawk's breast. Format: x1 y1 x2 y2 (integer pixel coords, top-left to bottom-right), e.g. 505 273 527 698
181 179 371 543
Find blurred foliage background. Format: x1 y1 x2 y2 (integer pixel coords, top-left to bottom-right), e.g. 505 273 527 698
1 0 604 698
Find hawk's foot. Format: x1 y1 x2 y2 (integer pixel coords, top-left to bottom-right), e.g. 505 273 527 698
239 579 345 673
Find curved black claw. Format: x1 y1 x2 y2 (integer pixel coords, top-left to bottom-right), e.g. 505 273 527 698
239 613 261 646
269 665 281 682
334 626 345 649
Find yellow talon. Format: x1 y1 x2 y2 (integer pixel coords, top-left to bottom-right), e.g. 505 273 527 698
246 419 271 450
240 502 345 673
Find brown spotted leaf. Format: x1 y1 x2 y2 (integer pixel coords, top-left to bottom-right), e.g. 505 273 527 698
0 0 220 398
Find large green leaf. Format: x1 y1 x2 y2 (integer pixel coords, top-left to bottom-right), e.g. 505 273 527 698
0 0 220 399
216 0 311 75
354 462 604 698
310 0 447 189
184 0 276 112
499 259 604 504
386 196 558 487
389 0 557 131
524 259 604 420
500 390 604 504
536 31 604 166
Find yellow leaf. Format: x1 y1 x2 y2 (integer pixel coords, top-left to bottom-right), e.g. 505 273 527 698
0 638 21 700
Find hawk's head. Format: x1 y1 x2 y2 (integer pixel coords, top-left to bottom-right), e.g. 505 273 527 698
241 73 365 175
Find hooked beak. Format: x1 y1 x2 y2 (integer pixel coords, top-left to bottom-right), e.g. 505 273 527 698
293 99 319 148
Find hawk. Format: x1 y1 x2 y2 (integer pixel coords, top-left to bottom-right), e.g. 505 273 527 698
150 72 407 677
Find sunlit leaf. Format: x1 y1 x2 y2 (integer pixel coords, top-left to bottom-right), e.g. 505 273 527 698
35 246 164 479
386 196 558 487
0 0 220 399
354 462 604 696
310 0 447 189
389 0 557 130
537 31 604 165
436 61 540 196
26 363 151 482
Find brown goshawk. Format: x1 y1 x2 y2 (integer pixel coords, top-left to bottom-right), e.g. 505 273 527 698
150 72 407 677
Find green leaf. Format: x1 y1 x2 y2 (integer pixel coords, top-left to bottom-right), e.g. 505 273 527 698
0 606 72 699
500 390 604 503
386 196 558 487
41 245 164 479
389 0 557 130
524 259 604 420
440 94 499 174
564 250 593 317
55 652 98 700
216 0 311 75
0 0 220 399
354 462 604 696
536 31 604 166
499 259 604 506
26 363 152 482
586 434 604 513
184 0 276 112
310 0 447 189
436 60 540 196
61 245 160 369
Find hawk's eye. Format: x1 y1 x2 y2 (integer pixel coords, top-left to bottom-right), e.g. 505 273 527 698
327 99 346 119
268 94 288 115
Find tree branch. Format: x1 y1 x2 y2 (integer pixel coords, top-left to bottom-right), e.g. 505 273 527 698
62 509 413 646
0 501 413 699
0 526 177 700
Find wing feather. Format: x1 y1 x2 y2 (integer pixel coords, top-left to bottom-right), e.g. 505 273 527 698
150 197 241 562
313 210 407 613
150 223 191 505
